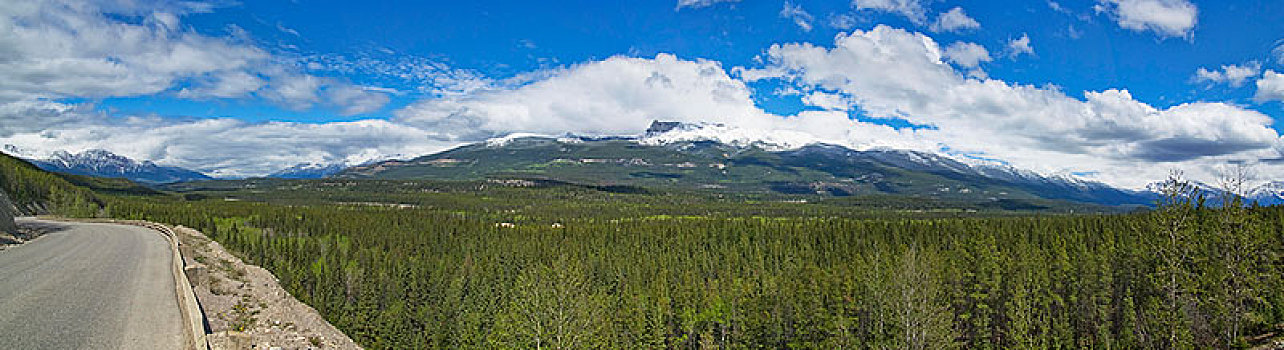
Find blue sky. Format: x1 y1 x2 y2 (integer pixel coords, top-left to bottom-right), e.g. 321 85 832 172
2 0 1284 187
99 0 1284 124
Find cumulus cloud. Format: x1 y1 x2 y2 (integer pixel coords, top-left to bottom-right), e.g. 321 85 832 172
1094 0 1197 39
942 42 991 68
929 7 980 33
1193 63 1261 88
394 54 768 139
676 0 740 10
741 25 1281 187
394 54 927 152
2 53 922 176
853 0 929 25
1006 34 1035 58
0 0 389 114
780 1 814 32
1256 70 1284 103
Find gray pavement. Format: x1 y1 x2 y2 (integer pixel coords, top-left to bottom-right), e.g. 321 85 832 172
0 218 184 350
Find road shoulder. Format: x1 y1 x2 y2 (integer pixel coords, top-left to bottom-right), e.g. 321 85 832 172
0 218 65 250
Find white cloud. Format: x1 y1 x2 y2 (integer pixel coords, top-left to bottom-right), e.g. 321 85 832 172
1273 42 1284 65
1048 1 1068 13
326 85 393 116
395 53 925 152
257 74 388 115
802 91 850 111
1256 70 1284 103
1006 34 1035 58
276 22 301 37
942 42 991 68
303 52 495 97
1094 0 1197 39
394 54 770 139
1067 24 1083 39
780 1 814 32
1193 63 1261 88
0 0 388 114
929 7 980 33
675 0 740 10
0 115 451 177
853 0 929 25
176 71 266 99
1 54 920 176
744 25 1281 188
828 14 858 30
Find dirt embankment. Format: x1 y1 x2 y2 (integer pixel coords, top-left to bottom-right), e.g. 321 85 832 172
0 190 17 237
175 226 361 350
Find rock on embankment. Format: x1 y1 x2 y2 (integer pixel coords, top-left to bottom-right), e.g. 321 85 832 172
0 190 17 234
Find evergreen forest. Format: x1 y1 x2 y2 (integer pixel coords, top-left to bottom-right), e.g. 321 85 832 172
95 176 1284 349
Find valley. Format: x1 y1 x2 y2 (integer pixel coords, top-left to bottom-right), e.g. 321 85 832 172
5 147 1284 348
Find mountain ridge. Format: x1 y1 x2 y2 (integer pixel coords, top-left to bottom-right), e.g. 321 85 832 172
5 148 212 185
334 121 1160 206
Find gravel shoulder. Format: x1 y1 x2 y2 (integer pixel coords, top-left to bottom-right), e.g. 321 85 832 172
0 218 63 249
175 225 361 350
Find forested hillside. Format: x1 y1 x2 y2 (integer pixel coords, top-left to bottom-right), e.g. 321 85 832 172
105 177 1284 349
0 153 103 217
334 135 1153 206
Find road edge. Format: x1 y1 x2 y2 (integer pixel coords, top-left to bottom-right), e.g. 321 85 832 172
42 217 209 350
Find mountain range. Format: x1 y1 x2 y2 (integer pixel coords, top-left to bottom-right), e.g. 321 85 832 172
4 147 212 185
1 146 351 183
334 121 1152 206
7 122 1283 207
267 163 352 179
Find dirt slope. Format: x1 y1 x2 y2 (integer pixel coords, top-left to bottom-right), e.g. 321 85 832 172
175 226 361 350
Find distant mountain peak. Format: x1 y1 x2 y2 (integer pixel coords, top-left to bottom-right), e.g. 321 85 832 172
643 120 719 136
645 120 686 135
12 148 210 184
1250 181 1284 205
1140 179 1284 206
267 162 352 179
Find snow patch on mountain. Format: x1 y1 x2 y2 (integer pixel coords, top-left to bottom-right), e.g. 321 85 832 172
484 133 560 147
268 162 352 179
1249 181 1284 205
638 121 822 151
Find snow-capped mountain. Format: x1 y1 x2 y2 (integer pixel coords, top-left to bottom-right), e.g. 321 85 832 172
336 121 1157 206
1138 179 1284 207
1249 181 1284 205
642 121 1148 204
639 121 821 151
268 162 352 179
5 147 211 184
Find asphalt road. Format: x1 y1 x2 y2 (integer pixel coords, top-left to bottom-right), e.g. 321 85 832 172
0 218 184 349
